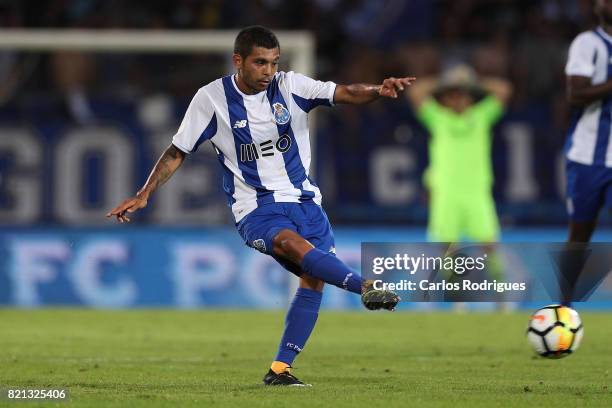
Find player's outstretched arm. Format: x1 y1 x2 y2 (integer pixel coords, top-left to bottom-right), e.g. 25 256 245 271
334 76 416 105
106 143 186 223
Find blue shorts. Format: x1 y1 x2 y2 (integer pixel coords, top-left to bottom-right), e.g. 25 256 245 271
566 160 612 222
236 201 336 276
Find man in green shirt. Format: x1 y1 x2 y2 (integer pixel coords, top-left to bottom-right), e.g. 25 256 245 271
407 65 512 243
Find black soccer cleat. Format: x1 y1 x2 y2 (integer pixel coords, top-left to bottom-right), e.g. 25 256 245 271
361 280 401 311
262 369 311 387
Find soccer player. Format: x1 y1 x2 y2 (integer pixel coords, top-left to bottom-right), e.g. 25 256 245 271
561 0 612 304
406 64 511 244
107 26 414 386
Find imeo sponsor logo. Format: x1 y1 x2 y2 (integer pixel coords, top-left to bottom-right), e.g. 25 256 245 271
239 134 292 162
275 134 291 153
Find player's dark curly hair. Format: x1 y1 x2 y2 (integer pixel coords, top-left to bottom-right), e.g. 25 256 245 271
234 26 279 58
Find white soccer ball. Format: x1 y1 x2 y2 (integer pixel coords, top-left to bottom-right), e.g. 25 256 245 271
526 304 584 359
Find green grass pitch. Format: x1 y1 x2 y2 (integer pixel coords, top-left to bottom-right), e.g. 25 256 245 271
0 309 610 407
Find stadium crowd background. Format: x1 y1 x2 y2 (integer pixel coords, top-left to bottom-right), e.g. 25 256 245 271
2 0 612 311
0 0 602 226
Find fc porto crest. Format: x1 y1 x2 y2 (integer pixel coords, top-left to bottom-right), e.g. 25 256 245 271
252 239 266 253
272 102 291 125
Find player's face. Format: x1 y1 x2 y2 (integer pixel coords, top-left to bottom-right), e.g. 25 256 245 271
595 0 612 24
439 89 474 114
233 46 280 94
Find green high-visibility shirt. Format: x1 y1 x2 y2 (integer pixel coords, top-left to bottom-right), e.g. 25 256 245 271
418 95 503 193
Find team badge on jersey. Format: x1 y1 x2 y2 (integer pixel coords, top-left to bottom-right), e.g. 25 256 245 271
252 239 267 253
272 102 291 125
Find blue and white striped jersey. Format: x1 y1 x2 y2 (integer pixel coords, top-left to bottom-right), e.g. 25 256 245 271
565 27 612 167
172 71 336 221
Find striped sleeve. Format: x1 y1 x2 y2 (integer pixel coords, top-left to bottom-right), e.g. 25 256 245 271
287 71 337 113
565 32 598 78
172 89 217 154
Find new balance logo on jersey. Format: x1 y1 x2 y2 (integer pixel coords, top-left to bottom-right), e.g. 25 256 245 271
239 134 293 162
233 120 247 129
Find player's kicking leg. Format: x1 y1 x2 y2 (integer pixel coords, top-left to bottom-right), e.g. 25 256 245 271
262 229 399 387
272 229 400 311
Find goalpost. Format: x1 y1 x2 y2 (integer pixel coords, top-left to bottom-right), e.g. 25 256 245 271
0 29 314 74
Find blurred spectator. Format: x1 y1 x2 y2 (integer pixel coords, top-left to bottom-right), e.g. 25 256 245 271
0 0 602 225
405 64 512 241
0 0 595 110
50 52 96 124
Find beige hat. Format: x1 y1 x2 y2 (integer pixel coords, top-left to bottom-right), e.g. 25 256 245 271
433 64 483 97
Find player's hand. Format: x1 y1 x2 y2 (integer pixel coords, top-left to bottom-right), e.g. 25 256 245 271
106 193 148 223
379 77 416 99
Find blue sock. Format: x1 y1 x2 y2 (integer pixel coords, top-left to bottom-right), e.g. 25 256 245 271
301 248 363 294
275 288 322 365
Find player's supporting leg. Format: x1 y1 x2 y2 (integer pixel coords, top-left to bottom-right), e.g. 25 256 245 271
264 275 323 386
560 220 597 306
